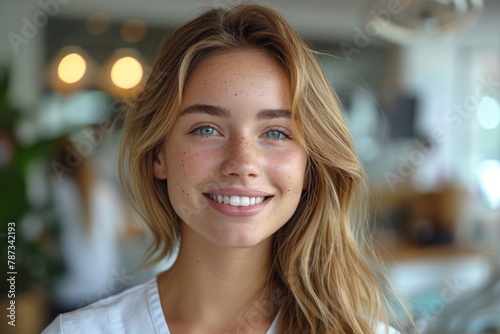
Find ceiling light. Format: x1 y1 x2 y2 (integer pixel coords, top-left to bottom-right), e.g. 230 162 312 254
110 56 143 90
57 53 86 84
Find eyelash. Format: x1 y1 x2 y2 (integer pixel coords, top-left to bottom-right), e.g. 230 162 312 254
189 124 220 137
264 127 291 141
189 124 292 141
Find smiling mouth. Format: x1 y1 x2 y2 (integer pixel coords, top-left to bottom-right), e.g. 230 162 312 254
205 194 270 207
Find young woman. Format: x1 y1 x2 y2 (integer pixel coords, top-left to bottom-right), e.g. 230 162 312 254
43 3 411 333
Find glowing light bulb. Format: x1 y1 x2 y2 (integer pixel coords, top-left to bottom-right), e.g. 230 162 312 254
110 56 143 90
58 53 86 84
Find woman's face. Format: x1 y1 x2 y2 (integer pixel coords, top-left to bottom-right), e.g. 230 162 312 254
154 50 308 249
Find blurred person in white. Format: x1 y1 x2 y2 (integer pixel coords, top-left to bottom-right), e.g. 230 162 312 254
42 3 414 333
47 136 126 319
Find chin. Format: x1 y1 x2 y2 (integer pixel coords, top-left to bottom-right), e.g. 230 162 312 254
209 233 271 250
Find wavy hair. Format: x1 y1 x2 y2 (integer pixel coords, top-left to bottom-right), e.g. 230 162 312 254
119 3 411 333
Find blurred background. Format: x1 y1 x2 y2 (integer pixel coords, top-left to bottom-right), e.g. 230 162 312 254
0 0 499 333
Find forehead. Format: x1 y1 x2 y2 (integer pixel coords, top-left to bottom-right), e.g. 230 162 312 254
193 49 284 77
181 50 291 108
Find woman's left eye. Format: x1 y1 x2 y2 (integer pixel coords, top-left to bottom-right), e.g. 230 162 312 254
192 126 219 136
264 129 288 140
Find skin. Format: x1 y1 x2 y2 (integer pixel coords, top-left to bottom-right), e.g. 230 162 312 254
153 49 308 333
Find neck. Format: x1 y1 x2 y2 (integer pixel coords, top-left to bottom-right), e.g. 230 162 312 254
158 224 276 333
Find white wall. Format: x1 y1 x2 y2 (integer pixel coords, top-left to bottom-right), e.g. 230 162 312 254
1 0 46 112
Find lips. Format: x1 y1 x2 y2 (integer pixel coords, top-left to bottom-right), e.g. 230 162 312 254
206 194 266 207
204 193 272 217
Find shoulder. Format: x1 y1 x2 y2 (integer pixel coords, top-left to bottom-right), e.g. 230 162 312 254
41 277 158 334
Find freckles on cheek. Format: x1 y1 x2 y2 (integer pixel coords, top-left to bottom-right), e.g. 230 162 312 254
172 147 195 174
167 148 189 192
269 152 307 196
170 146 216 184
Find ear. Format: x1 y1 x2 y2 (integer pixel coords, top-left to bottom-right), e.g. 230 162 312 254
153 152 168 180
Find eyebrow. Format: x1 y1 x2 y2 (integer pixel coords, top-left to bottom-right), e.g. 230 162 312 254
180 104 291 120
181 104 229 117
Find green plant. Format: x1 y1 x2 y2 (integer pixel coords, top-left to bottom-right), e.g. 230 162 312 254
0 67 66 294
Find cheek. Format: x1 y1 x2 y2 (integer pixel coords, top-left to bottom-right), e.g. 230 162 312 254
166 148 205 215
268 151 307 194
169 145 204 177
166 145 219 193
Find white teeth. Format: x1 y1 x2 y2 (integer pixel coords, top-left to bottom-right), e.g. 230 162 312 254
208 194 266 207
229 196 240 206
240 196 250 206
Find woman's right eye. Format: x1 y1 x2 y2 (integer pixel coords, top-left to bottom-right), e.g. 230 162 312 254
192 125 219 136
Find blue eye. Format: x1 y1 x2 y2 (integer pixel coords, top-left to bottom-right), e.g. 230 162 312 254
193 126 218 136
265 130 287 139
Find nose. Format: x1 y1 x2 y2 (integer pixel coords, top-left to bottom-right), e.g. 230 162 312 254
220 135 261 179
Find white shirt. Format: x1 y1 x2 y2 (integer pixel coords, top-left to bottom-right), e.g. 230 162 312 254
42 277 399 334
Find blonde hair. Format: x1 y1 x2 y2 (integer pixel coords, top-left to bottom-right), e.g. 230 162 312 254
119 3 411 333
